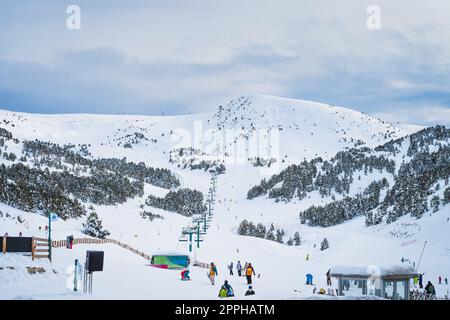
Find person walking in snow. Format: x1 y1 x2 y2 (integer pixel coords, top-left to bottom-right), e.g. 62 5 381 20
326 269 332 286
245 263 255 285
228 262 234 276
236 261 242 277
209 262 218 285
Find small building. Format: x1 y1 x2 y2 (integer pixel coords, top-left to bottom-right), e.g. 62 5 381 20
330 265 418 300
150 252 190 269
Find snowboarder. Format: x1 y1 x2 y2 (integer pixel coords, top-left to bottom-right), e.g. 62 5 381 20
181 269 190 281
209 262 218 285
245 285 255 296
223 280 234 297
236 261 242 277
218 286 228 298
326 269 332 286
425 281 436 298
245 263 255 285
439 276 442 285
228 262 234 276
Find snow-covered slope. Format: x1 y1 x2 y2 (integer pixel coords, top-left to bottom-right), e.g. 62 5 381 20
3 95 448 301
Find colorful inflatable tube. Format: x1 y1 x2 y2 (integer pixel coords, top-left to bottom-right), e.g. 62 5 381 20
150 254 190 269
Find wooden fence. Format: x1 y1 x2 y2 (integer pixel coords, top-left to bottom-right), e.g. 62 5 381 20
52 237 151 260
32 237 50 260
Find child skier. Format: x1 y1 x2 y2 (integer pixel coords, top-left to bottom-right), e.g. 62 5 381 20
209 262 218 285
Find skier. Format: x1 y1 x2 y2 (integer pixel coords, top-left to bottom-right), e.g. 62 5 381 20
228 262 234 276
18 232 22 237
223 280 234 297
181 269 190 281
245 263 255 285
209 262 218 285
425 281 436 299
245 285 255 296
439 276 442 285
236 261 242 277
326 269 332 286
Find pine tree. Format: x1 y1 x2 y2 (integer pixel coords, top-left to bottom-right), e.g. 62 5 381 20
287 237 293 246
82 211 110 239
266 223 276 241
320 237 329 251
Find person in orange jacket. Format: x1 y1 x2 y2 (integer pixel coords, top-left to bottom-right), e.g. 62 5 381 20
245 263 255 285
209 262 218 285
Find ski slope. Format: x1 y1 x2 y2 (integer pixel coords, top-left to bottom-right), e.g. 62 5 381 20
2 95 449 300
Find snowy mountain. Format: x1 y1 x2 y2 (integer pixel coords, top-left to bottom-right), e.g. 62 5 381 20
2 95 449 300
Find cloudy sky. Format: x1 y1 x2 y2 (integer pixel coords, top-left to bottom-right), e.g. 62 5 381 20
0 0 449 125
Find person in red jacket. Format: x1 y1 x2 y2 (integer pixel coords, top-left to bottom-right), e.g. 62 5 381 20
181 269 190 281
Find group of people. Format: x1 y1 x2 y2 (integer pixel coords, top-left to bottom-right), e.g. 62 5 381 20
228 261 256 285
179 260 257 298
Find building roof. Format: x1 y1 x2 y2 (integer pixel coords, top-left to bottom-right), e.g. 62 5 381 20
330 265 418 279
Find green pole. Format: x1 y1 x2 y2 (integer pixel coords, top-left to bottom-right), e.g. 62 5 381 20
48 213 52 262
189 233 192 252
203 213 207 232
197 222 201 248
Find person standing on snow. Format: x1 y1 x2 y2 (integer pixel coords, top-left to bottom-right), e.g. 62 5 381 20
439 276 442 285
209 262 218 285
245 263 255 285
326 269 332 286
419 273 424 289
445 278 448 285
236 261 242 277
228 262 234 276
223 280 234 297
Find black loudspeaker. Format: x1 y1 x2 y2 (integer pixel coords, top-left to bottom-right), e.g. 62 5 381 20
86 251 104 272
